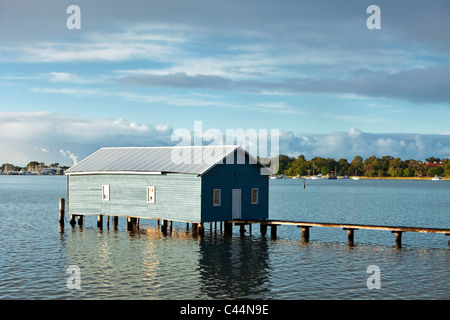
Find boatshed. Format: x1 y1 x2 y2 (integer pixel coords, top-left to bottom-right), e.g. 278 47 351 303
65 146 271 224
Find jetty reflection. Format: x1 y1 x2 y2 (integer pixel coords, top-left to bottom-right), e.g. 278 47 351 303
64 221 272 299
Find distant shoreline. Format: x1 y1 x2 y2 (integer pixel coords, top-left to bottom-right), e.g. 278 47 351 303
286 176 447 181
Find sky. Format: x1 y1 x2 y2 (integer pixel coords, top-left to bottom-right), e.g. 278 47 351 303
1 0 449 166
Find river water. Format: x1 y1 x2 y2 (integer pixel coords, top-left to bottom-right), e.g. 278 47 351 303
0 176 448 300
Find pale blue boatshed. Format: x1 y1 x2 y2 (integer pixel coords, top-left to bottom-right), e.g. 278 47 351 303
65 146 271 224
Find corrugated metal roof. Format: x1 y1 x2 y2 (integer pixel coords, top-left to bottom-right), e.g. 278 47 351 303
65 146 272 175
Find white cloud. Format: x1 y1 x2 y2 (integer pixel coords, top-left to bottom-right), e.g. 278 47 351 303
278 128 450 161
0 112 175 166
31 87 105 97
1 112 449 166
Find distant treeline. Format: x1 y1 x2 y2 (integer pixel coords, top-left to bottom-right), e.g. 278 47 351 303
1 161 70 173
274 155 450 177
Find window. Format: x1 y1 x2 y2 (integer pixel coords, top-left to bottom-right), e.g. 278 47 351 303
102 185 110 201
147 186 156 203
251 188 259 204
213 189 221 206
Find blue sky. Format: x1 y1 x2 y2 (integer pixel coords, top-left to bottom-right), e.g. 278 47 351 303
1 0 449 166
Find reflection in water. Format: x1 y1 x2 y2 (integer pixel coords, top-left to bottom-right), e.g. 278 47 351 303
62 223 274 299
1 176 449 300
198 236 271 299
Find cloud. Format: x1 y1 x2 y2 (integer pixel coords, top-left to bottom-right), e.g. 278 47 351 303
30 87 105 97
0 112 449 166
117 72 231 89
278 128 450 161
0 112 175 166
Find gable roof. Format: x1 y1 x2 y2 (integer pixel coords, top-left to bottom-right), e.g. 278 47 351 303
65 146 272 176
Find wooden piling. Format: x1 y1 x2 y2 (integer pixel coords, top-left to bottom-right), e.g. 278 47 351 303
270 225 278 239
70 214 76 226
127 217 138 231
260 223 268 236
59 198 65 227
113 216 118 229
224 221 233 236
77 215 83 226
97 215 103 228
344 228 357 245
239 224 246 236
393 231 403 248
299 226 310 242
161 220 168 233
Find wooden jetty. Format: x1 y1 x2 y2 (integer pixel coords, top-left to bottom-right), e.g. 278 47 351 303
59 198 450 248
232 219 450 248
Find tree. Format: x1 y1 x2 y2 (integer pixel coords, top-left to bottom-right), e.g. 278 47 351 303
276 155 295 175
426 157 441 163
1 163 14 172
387 158 405 177
350 156 363 175
338 158 350 176
27 161 40 172
403 166 415 177
363 156 379 177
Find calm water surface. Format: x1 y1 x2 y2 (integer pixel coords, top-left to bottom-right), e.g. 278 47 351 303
0 176 448 299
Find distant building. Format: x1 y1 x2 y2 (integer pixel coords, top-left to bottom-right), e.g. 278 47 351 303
65 146 272 223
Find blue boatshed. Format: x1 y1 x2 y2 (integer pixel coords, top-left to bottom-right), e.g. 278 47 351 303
65 146 271 224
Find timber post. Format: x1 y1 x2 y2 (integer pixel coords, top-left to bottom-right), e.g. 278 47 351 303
113 216 119 229
59 198 65 227
260 223 268 236
239 224 246 236
299 226 310 242
127 217 139 231
344 228 357 245
270 225 278 240
97 215 103 229
393 231 403 248
161 219 168 234
224 221 233 236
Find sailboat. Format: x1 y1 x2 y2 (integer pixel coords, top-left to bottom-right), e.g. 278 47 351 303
351 169 360 180
310 163 324 179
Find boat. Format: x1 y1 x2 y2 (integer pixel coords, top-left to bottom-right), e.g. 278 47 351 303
431 175 443 181
270 175 283 179
351 169 360 180
327 168 337 179
338 175 350 179
311 173 324 180
292 174 302 179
